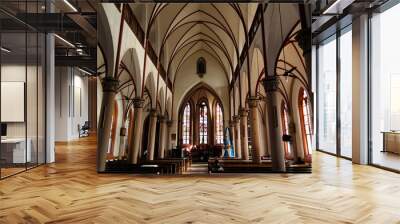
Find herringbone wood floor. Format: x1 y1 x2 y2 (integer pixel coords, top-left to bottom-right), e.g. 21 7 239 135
1 136 400 224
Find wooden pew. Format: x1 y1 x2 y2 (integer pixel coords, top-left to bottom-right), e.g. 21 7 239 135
105 160 167 174
207 158 311 173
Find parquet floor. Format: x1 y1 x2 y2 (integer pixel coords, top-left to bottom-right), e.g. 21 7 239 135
1 136 400 224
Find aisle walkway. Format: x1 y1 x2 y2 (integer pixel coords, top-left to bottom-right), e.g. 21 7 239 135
186 163 208 175
0 136 400 223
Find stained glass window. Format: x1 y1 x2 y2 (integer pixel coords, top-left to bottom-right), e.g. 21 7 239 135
199 102 208 144
182 103 191 144
300 89 313 155
215 103 224 144
281 102 292 157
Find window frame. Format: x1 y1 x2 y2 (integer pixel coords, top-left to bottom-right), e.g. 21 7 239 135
199 100 209 145
214 101 224 145
280 101 292 160
299 88 313 162
182 103 191 145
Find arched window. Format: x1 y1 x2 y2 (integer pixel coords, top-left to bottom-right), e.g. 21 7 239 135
299 88 313 159
197 57 206 75
108 100 118 157
182 103 191 144
281 102 292 159
199 101 208 144
215 103 224 144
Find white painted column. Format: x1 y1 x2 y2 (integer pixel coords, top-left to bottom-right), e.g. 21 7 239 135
46 31 55 164
352 14 369 165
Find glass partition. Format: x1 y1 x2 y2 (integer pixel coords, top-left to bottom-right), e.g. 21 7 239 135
339 27 352 158
317 35 337 154
0 1 46 179
370 3 400 171
1 31 28 177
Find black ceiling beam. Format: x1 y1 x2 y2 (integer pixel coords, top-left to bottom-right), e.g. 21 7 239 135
55 55 96 70
10 13 97 32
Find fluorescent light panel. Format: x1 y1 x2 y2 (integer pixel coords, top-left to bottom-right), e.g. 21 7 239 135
322 0 355 15
1 47 11 53
63 0 78 12
78 67 93 76
54 34 75 48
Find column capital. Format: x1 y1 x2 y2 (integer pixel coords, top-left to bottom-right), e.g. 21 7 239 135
233 115 241 122
262 75 280 92
159 115 168 122
247 97 260 108
132 97 145 108
239 108 249 117
167 119 173 127
229 120 236 127
102 77 119 93
149 109 158 117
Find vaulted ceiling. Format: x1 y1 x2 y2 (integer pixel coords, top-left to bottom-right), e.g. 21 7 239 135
129 3 258 86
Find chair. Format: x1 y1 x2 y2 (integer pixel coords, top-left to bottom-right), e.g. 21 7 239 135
79 121 90 138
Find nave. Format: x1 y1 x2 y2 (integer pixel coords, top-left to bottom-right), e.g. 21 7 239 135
96 3 313 174
0 136 399 223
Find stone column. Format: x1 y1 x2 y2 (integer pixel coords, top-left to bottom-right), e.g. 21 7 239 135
263 76 286 172
147 109 158 160
97 77 119 172
288 115 299 162
128 98 145 164
166 120 173 157
158 116 167 159
234 116 242 159
248 97 262 163
239 108 249 160
118 127 127 159
229 120 237 157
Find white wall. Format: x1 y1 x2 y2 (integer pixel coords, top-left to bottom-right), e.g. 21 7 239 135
54 67 89 141
1 63 46 163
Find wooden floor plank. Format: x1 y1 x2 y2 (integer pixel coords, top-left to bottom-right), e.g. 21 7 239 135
0 136 400 223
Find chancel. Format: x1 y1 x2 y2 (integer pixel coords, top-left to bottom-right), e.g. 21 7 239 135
1 1 400 223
